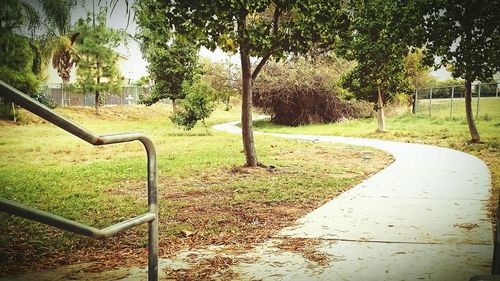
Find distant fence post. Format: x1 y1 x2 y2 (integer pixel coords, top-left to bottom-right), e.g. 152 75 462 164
429 88 433 116
476 83 481 118
61 83 64 107
414 88 418 114
450 85 454 118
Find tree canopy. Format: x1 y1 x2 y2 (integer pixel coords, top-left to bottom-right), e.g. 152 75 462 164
144 0 350 166
170 77 216 131
42 0 79 83
421 0 500 83
339 0 423 102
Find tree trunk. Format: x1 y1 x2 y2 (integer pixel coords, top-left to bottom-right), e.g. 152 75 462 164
240 49 258 167
95 74 100 115
376 85 385 132
464 80 480 142
95 90 100 115
225 96 230 111
172 99 177 113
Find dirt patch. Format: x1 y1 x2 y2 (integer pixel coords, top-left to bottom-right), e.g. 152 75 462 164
277 238 331 266
15 104 170 124
454 223 480 231
164 255 240 280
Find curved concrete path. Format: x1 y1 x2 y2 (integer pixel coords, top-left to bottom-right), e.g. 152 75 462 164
214 121 493 281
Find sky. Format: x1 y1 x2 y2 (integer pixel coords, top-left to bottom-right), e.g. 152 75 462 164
69 0 452 82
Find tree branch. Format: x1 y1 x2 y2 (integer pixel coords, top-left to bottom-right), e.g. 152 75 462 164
251 6 281 81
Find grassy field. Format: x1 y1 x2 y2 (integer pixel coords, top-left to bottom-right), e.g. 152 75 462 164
254 103 500 219
0 104 391 276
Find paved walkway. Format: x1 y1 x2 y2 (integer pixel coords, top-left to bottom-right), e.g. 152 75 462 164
214 121 493 280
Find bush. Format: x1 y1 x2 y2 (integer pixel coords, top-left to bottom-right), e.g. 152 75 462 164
170 79 215 130
0 102 18 120
32 93 57 109
253 57 371 126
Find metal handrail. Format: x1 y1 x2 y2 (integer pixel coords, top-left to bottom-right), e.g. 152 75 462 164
0 80 158 280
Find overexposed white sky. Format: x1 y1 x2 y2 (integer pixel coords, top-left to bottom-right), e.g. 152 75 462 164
431 66 452 81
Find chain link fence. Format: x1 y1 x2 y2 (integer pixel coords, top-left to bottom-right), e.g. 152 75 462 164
40 83 171 107
414 82 500 119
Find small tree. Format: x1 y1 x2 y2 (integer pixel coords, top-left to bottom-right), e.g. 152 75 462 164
339 0 419 131
170 78 215 131
144 0 349 166
74 8 125 115
404 49 433 90
420 1 500 142
201 59 240 111
134 0 199 113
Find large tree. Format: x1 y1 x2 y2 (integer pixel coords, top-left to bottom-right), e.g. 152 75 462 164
135 0 199 113
143 0 349 166
74 8 125 115
339 0 421 131
421 0 500 142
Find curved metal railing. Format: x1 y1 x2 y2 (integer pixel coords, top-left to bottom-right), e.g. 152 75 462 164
0 80 158 280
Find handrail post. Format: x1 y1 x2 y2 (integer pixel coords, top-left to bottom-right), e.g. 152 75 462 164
144 138 159 281
0 80 159 280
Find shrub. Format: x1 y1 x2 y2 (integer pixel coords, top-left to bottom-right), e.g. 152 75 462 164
32 93 57 109
170 79 215 130
253 57 370 126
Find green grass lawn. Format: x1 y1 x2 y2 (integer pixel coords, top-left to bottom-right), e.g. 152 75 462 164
0 104 391 274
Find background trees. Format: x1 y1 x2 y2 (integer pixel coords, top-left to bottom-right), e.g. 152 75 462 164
404 49 433 91
0 0 41 95
201 59 240 111
135 0 199 113
420 0 500 142
74 8 125 115
143 0 349 167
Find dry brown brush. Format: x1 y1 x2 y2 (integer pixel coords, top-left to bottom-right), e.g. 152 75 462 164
253 57 372 126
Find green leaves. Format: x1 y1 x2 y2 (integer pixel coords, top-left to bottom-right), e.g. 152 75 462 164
170 78 216 131
135 0 199 106
39 0 76 36
142 0 348 62
74 8 126 96
0 32 39 95
339 0 416 102
421 0 500 82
